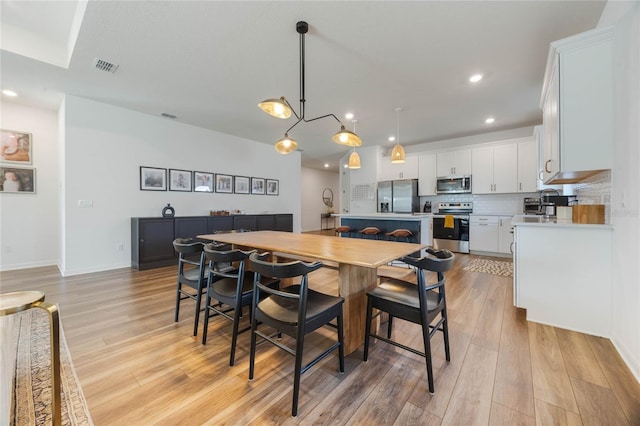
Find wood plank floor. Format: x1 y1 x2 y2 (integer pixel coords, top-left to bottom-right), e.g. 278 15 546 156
2 252 639 425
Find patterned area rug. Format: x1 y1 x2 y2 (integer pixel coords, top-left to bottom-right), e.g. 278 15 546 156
10 309 93 425
463 258 513 277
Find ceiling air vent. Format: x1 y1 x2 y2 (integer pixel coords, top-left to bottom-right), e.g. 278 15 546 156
160 113 177 119
93 58 119 73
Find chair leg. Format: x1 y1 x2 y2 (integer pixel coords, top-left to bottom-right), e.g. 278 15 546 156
292 332 305 417
202 292 211 345
249 315 258 381
363 296 373 361
442 309 451 362
387 315 393 339
337 312 345 373
229 302 242 366
421 320 435 394
193 285 203 337
174 281 182 322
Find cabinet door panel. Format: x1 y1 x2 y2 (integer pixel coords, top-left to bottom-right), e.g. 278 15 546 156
140 219 175 263
471 147 494 194
493 144 518 193
518 139 538 192
418 154 437 196
174 217 207 240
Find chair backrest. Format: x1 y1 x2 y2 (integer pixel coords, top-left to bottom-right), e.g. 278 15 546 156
203 244 254 279
249 252 323 317
401 249 455 306
173 238 206 273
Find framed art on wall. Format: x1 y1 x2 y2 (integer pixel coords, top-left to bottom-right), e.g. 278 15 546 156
266 179 279 196
169 169 192 191
1 129 32 165
234 176 250 194
251 177 265 195
140 166 167 191
0 166 35 193
193 171 214 192
215 174 233 193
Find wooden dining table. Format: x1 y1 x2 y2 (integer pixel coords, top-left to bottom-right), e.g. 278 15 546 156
197 230 426 355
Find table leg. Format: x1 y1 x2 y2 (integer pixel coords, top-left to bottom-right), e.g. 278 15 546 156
338 263 378 355
37 302 61 426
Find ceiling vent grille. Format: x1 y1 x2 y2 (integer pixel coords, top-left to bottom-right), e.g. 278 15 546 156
160 113 177 119
94 58 119 73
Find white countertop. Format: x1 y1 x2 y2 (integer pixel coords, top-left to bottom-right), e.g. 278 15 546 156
511 214 612 229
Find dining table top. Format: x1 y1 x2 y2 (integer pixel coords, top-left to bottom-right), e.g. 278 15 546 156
197 231 425 269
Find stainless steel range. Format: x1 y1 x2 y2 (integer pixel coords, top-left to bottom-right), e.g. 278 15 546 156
432 202 473 253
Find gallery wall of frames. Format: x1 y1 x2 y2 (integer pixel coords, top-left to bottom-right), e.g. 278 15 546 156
139 166 279 196
0 129 35 193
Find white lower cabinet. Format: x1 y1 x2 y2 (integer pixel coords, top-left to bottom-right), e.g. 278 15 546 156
498 216 513 254
469 216 499 252
513 223 612 336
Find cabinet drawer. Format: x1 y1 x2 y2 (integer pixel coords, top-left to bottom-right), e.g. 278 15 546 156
469 216 499 225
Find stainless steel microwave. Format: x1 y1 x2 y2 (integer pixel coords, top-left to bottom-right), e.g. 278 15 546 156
436 175 472 194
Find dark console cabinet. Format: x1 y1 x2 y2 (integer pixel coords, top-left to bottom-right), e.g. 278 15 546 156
131 217 176 270
131 214 293 270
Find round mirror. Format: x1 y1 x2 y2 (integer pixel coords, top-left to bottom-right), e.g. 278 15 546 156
322 188 333 208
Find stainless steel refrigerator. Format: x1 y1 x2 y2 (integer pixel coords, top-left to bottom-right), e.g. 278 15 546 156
377 179 419 213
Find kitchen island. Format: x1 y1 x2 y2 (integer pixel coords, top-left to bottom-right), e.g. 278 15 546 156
512 215 613 336
335 213 432 255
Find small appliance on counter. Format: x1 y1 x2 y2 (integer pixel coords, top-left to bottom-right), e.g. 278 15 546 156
423 201 432 213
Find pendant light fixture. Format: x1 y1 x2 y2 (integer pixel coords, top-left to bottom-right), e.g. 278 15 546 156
258 21 363 154
348 120 361 169
391 107 406 164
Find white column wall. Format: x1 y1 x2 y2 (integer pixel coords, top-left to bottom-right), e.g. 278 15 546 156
598 1 640 382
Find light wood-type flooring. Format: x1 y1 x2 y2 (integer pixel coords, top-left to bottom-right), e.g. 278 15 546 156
2 252 639 425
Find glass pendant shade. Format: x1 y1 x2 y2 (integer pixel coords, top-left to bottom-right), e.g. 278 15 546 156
391 143 406 163
274 133 298 154
258 97 292 119
332 126 362 147
348 150 361 169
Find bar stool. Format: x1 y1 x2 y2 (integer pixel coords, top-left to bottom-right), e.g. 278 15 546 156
359 226 382 240
385 228 413 242
335 225 351 238
0 291 61 426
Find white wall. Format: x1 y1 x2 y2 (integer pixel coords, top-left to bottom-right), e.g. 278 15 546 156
598 0 640 381
0 102 60 270
300 167 339 232
61 95 301 275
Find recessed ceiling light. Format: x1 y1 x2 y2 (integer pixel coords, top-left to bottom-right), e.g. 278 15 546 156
469 74 483 83
324 163 329 168
388 136 396 142
485 117 495 124
345 113 354 120
2 90 18 97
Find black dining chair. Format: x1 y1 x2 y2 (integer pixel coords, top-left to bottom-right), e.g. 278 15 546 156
363 248 455 394
248 252 345 417
173 238 210 336
201 245 279 366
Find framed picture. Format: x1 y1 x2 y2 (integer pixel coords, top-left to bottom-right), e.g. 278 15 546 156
1 129 32 165
0 166 35 193
215 174 233 193
266 179 279 196
193 171 214 192
140 166 166 191
233 176 249 194
169 169 192 192
251 177 265 195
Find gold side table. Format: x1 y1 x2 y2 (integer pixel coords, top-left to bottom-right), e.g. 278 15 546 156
0 291 61 426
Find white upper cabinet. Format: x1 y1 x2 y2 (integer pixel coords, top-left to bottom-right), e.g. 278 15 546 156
517 138 538 193
378 155 418 181
471 144 517 194
540 26 613 183
418 153 437 196
436 149 471 177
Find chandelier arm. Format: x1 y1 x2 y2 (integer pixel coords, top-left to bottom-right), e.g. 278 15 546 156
299 28 306 119
303 113 342 125
283 97 301 120
285 117 305 135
